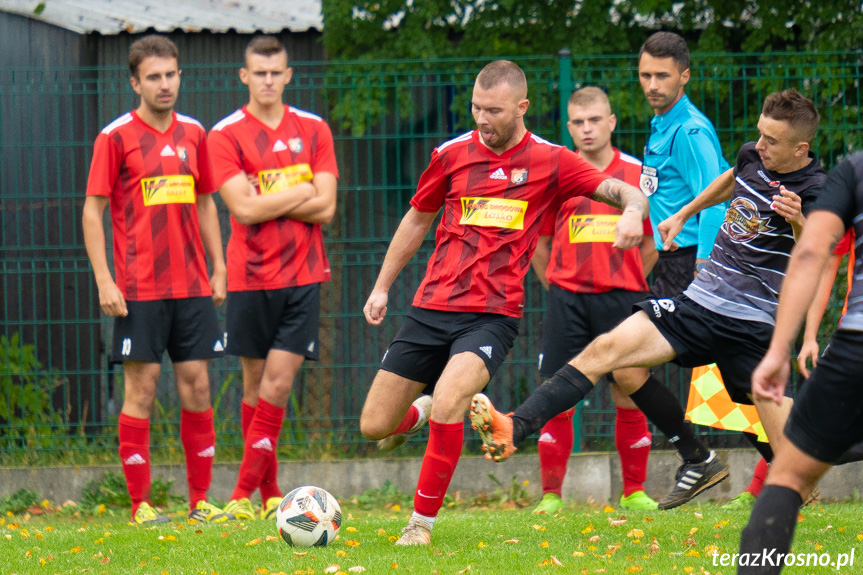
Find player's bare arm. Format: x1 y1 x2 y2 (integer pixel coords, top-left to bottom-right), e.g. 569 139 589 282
218 171 316 226
363 207 439 326
658 168 734 251
639 234 658 276
752 210 844 404
529 235 551 290
82 195 127 317
590 178 648 250
195 194 227 306
281 171 338 225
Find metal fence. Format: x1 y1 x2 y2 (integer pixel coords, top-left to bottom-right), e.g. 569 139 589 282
1 51 861 464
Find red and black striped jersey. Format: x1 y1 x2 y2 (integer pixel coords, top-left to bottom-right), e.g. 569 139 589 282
541 148 651 294
86 110 216 301
208 105 339 292
411 130 609 318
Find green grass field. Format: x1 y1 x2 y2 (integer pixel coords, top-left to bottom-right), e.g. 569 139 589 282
3 497 863 575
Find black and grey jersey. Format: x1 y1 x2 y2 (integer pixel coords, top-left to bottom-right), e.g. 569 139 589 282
684 142 826 325
809 154 863 331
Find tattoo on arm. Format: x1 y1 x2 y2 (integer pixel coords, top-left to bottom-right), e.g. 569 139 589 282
592 178 648 217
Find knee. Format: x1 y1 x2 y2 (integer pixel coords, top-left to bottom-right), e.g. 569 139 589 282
359 410 388 440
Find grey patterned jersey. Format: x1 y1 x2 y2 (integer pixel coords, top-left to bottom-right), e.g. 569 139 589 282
684 142 826 325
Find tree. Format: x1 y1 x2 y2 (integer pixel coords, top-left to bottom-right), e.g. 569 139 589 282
323 0 863 59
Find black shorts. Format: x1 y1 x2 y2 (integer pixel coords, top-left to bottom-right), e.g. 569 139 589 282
380 306 520 392
539 286 646 377
633 294 774 404
785 329 863 463
111 297 224 364
648 245 696 299
226 284 321 360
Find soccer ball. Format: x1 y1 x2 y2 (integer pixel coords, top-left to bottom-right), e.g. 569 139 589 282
275 485 341 547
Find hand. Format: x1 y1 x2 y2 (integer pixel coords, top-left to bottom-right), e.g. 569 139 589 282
694 258 708 279
657 215 683 252
772 186 803 225
363 289 389 326
751 348 791 405
210 268 227 307
796 338 820 379
246 173 259 196
612 209 643 250
97 280 128 317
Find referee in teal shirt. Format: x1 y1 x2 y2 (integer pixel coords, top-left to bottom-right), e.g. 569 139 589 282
637 32 729 298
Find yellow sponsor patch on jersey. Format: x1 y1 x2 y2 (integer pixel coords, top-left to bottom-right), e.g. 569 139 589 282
141 175 195 206
568 214 619 243
459 197 527 229
258 164 313 195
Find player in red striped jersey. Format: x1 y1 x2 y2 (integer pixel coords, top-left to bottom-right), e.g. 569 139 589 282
82 36 229 524
360 61 649 545
529 87 658 514
208 36 338 521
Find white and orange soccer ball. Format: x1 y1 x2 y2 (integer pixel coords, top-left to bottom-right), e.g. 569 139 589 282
275 486 342 547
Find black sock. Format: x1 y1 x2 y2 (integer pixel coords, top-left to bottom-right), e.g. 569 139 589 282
738 485 802 574
511 364 594 446
628 376 709 463
743 431 774 462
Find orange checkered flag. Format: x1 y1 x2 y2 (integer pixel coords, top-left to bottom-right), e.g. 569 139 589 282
684 364 768 442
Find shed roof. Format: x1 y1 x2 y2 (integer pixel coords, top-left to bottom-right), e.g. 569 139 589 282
0 0 323 34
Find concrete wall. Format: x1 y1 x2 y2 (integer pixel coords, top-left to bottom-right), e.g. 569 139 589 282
3 450 863 505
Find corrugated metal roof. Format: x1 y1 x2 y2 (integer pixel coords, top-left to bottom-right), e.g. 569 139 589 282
0 0 323 34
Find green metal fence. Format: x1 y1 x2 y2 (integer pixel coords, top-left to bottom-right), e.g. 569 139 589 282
1 51 861 464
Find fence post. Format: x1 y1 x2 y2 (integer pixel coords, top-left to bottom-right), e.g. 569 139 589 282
557 48 581 453
557 48 574 150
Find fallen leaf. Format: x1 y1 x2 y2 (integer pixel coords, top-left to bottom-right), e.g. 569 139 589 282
533 524 547 531
70 546 83 554
627 529 644 538
377 529 387 536
348 568 366 573
457 567 471 574
608 517 627 527
336 550 348 557
293 551 308 557
392 505 401 511
503 539 519 544
572 551 584 557
266 535 279 542
694 512 703 519
540 541 549 548
589 535 600 543
345 540 361 547
246 538 262 546
581 525 594 534
603 506 615 513
346 527 358 533
477 542 485 548
688 528 698 535
390 563 398 569
551 556 563 566
324 566 340 574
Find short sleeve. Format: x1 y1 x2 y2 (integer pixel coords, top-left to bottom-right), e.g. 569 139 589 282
86 133 120 197
311 120 339 179
410 150 448 212
557 148 610 202
809 158 859 230
195 129 217 195
207 128 245 191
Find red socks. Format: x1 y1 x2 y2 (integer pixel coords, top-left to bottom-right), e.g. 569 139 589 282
537 409 575 496
390 404 420 436
233 398 285 501
118 413 151 517
746 457 769 497
413 420 463 517
241 401 282 501
180 408 215 510
615 406 651 497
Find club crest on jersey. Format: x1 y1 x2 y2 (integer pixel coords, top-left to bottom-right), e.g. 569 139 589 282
722 197 775 242
510 169 528 185
639 165 658 196
176 146 188 162
288 138 303 153
459 196 528 230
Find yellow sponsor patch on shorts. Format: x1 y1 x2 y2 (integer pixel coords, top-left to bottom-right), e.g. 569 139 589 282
141 175 195 206
459 197 527 229
568 214 619 243
258 164 313 195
